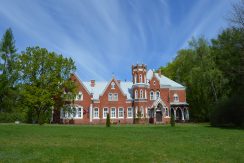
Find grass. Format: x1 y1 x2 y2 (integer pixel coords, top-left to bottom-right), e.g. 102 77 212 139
0 123 243 163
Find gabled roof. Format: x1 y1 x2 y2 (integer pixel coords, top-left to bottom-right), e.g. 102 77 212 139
146 69 184 88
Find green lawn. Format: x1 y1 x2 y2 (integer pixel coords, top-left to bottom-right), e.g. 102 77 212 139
0 123 243 162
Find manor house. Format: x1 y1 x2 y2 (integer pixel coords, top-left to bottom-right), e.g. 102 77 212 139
54 64 189 124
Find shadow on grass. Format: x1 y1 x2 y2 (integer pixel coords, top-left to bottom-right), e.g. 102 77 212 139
205 124 244 130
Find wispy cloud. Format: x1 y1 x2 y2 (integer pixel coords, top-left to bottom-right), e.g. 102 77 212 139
0 0 235 80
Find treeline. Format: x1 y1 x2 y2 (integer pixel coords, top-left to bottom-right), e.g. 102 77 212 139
160 1 244 127
0 28 76 124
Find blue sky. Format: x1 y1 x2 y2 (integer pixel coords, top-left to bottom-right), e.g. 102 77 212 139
0 0 236 81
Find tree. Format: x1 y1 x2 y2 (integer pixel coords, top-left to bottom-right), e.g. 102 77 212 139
18 47 76 124
228 0 244 29
106 113 110 127
0 28 19 112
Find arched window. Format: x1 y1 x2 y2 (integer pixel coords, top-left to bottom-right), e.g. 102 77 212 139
134 74 137 83
165 108 169 117
145 90 147 99
139 74 142 83
76 92 83 100
156 91 160 99
111 82 115 89
174 94 179 102
150 91 154 100
135 90 138 99
140 107 144 117
140 89 143 99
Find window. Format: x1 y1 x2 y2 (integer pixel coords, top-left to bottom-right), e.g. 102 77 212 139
174 94 179 102
145 90 147 99
111 82 115 89
113 93 118 101
135 90 138 99
60 106 83 119
165 108 169 116
127 108 133 118
108 93 113 101
153 81 156 85
76 92 83 100
108 93 118 101
156 91 160 99
118 108 124 118
144 75 146 83
111 108 116 118
134 74 137 83
93 108 99 118
103 108 108 118
77 107 82 118
139 74 142 83
140 89 143 99
150 91 154 100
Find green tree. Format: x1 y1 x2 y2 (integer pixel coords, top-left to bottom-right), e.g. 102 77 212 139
0 28 19 113
18 47 76 124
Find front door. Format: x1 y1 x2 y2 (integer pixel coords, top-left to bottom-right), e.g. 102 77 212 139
156 111 162 122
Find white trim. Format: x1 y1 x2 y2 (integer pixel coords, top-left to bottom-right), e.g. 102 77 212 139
118 107 124 118
110 107 116 119
93 107 99 119
127 107 133 118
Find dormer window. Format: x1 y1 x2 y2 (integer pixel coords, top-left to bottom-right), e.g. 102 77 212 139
76 92 83 100
111 82 115 89
174 94 179 102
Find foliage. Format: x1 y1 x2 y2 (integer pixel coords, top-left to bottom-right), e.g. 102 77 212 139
17 47 76 124
0 112 27 123
106 113 110 127
170 110 175 127
0 28 19 112
228 0 244 29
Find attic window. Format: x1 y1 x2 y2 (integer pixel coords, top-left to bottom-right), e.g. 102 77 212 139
153 81 156 85
111 82 115 89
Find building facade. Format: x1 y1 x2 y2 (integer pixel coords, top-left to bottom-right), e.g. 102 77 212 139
54 64 189 124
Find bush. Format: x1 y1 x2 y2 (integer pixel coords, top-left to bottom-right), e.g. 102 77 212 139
106 113 110 127
170 111 175 127
0 112 27 123
210 92 244 128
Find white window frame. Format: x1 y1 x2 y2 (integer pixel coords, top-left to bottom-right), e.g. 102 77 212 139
111 82 115 89
139 74 142 83
140 107 144 118
118 107 124 118
140 89 143 99
108 93 113 101
134 74 137 83
113 93 118 101
93 108 99 119
174 94 179 102
110 107 116 119
156 91 160 99
135 90 138 99
76 92 83 101
127 107 133 118
103 107 109 119
150 91 154 100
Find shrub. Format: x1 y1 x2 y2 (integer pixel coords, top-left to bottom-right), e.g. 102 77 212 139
210 92 244 128
106 113 110 127
0 112 27 123
170 111 175 127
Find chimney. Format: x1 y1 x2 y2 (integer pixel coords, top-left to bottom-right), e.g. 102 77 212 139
90 80 95 87
158 69 162 77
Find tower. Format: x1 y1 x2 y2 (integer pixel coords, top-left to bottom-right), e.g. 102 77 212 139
132 64 148 120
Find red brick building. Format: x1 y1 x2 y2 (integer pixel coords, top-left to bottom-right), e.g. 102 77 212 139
56 64 189 124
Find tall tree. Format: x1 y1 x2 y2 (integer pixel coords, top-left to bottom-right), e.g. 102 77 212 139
228 0 244 29
18 47 76 124
0 28 19 112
